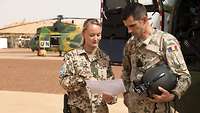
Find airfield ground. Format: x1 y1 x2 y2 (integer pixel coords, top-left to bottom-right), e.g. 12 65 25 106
0 48 128 113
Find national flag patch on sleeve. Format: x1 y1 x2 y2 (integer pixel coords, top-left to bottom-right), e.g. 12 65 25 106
167 45 178 52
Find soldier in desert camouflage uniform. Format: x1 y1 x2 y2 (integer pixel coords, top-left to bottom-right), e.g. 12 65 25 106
59 18 116 113
121 3 191 113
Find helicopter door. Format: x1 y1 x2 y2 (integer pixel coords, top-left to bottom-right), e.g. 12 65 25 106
50 35 60 48
100 0 162 64
100 0 128 64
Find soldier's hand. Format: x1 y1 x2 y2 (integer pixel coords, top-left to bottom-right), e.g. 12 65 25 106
102 93 114 104
150 86 175 103
60 76 86 92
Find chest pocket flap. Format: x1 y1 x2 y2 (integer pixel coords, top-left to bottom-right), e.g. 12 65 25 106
145 44 161 56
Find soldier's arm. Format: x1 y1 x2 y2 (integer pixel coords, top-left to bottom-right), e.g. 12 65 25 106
122 43 132 93
163 34 191 99
107 59 115 80
59 53 86 92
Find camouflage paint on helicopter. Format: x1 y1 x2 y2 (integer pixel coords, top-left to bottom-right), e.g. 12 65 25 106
30 21 83 56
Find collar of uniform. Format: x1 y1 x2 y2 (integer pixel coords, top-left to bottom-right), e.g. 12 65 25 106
77 47 101 55
142 29 156 46
142 36 152 46
77 47 100 62
76 47 87 55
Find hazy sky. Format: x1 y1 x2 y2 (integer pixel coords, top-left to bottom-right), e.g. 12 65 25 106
0 0 101 27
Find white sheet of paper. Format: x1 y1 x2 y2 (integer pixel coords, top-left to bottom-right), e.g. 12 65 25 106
85 79 126 96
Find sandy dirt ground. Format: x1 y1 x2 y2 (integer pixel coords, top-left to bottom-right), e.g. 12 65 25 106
0 48 128 113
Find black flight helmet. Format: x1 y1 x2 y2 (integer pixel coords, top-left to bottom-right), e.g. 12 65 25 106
142 63 177 97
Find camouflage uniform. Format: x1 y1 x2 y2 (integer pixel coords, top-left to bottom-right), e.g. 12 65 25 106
59 47 114 113
122 29 191 113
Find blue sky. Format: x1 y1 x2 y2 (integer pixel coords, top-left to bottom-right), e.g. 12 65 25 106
0 0 101 27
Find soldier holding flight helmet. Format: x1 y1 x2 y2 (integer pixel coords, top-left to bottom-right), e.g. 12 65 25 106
121 3 191 113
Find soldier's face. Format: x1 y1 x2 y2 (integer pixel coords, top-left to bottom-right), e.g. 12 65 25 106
123 16 146 38
83 24 102 49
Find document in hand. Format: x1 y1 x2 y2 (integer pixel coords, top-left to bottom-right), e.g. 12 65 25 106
85 79 126 96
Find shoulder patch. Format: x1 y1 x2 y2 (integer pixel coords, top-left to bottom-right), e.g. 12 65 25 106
167 45 178 52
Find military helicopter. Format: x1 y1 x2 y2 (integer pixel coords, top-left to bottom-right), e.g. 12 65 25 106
29 15 85 56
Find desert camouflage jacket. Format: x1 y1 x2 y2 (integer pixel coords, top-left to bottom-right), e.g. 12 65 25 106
122 29 191 113
59 47 114 113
